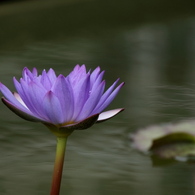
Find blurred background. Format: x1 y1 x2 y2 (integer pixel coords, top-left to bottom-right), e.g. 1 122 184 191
0 0 195 194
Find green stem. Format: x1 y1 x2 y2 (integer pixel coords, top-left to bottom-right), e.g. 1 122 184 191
50 136 68 195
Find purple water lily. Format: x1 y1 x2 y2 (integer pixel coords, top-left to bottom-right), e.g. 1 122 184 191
0 65 124 133
0 64 124 195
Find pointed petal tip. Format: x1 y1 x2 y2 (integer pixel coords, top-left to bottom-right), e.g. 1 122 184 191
57 74 66 80
23 67 30 73
0 81 6 88
118 81 125 89
114 79 125 87
1 97 44 122
95 66 101 71
0 82 3 89
97 108 124 123
118 80 125 87
23 67 28 71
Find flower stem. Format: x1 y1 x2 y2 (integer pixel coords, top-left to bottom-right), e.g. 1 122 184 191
50 136 68 195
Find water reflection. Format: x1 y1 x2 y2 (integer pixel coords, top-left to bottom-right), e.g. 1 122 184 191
0 0 195 195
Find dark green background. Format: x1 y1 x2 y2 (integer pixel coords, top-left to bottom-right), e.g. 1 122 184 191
0 0 195 194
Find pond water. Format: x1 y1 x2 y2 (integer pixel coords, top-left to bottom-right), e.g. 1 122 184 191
0 0 195 194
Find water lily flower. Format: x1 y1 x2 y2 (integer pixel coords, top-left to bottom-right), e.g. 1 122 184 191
0 65 124 135
0 65 124 195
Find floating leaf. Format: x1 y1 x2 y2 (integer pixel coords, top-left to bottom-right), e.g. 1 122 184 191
150 132 195 158
130 120 195 162
150 132 195 151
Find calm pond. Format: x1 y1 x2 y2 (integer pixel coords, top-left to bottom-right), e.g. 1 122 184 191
0 0 195 194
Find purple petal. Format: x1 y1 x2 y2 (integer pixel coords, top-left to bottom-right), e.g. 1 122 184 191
13 77 21 90
67 65 87 86
90 67 101 84
70 74 90 120
47 68 57 83
93 82 124 113
91 79 121 113
40 70 52 90
52 75 74 122
42 91 64 124
97 108 124 123
76 81 105 121
14 78 39 116
20 80 48 118
13 92 28 108
13 79 46 120
0 82 31 114
22 67 28 81
22 67 35 82
2 97 46 122
90 70 105 91
32 68 38 76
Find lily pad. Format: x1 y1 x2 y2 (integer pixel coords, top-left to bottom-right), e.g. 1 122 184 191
130 120 195 162
150 132 195 157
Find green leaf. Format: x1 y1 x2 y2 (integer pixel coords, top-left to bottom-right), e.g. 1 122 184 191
150 132 195 151
150 132 195 159
131 120 195 162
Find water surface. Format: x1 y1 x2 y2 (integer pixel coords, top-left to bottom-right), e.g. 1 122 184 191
0 0 195 194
